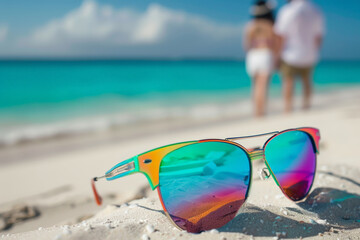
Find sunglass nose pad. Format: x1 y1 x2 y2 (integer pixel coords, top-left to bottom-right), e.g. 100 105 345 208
258 167 270 180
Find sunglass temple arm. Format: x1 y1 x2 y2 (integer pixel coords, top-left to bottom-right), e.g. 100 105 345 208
91 175 108 205
91 157 138 206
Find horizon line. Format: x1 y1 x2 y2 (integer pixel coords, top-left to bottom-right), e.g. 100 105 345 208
0 57 359 62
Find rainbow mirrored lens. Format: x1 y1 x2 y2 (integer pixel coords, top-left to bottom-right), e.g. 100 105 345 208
264 131 316 201
158 141 251 233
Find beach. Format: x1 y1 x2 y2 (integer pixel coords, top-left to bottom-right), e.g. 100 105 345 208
0 86 359 240
1 0 360 238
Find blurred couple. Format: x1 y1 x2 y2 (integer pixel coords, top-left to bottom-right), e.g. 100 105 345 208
244 0 325 117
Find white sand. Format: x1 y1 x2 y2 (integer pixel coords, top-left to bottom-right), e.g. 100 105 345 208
0 88 359 239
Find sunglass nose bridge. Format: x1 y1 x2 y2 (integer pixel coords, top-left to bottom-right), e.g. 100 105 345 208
249 149 270 181
249 149 265 162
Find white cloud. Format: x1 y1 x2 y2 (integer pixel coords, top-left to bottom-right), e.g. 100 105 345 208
23 1 245 57
0 25 8 42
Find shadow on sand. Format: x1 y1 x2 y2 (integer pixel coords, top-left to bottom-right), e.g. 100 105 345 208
219 187 360 238
298 187 360 229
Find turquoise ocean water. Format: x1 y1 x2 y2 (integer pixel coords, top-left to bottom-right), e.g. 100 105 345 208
0 60 359 144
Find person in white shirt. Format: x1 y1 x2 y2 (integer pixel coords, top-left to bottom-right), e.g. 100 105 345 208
274 0 324 112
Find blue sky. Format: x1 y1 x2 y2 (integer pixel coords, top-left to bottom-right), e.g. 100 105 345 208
0 0 359 59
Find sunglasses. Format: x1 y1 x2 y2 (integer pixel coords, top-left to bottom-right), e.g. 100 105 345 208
91 127 320 233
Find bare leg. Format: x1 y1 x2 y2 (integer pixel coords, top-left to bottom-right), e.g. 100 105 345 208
283 75 294 113
302 73 312 110
253 74 270 117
